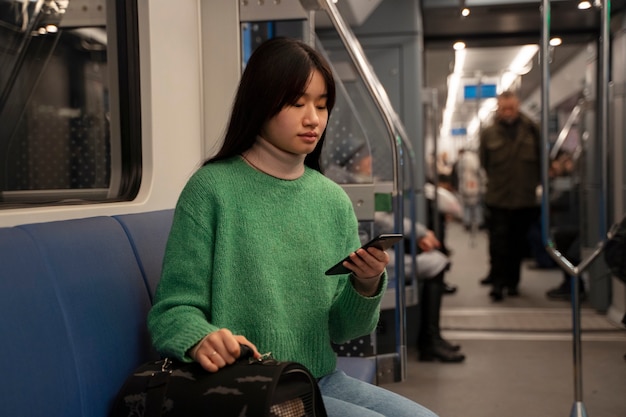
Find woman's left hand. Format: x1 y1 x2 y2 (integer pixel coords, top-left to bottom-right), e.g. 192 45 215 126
344 247 388 296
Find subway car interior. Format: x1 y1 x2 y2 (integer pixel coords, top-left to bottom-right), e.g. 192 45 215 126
1 1 625 416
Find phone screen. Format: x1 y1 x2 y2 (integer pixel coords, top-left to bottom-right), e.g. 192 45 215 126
325 233 403 275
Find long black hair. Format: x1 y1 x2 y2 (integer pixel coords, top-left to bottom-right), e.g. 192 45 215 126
204 37 336 172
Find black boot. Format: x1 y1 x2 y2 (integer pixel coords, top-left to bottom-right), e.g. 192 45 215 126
419 342 466 362
418 273 466 362
489 284 504 302
546 276 586 301
437 337 461 352
443 282 457 294
480 274 493 286
506 287 520 297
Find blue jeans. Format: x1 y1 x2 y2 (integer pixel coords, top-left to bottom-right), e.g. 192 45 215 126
317 370 438 417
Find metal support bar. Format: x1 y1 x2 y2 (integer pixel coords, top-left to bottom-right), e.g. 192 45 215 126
300 0 408 381
429 88 441 241
540 2 612 416
597 0 610 240
550 100 583 160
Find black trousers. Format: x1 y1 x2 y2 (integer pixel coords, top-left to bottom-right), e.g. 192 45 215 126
417 272 444 350
486 205 540 290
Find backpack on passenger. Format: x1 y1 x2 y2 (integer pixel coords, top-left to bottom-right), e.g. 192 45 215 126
109 345 327 417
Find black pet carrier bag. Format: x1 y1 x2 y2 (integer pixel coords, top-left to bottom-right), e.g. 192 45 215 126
110 345 327 417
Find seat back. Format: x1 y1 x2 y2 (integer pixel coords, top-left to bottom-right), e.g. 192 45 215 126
114 209 174 300
0 216 155 417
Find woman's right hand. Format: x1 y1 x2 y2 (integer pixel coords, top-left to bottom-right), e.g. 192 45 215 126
190 328 261 372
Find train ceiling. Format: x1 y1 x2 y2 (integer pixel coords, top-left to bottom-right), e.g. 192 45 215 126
422 0 626 139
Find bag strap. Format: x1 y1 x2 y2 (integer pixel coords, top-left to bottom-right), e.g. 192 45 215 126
144 358 174 417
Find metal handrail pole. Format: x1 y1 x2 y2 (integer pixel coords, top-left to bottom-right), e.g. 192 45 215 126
300 0 408 380
550 101 583 160
598 0 611 240
430 89 441 241
540 1 588 416
539 2 551 247
394 112 421 285
541 1 612 416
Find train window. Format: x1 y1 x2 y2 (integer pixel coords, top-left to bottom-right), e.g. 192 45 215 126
0 0 140 208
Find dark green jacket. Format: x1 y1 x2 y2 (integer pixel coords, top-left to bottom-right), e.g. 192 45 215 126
479 113 541 209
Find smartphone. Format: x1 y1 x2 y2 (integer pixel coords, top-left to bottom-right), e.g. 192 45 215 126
325 233 404 275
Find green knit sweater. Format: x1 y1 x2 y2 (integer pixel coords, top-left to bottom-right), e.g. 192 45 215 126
148 157 386 378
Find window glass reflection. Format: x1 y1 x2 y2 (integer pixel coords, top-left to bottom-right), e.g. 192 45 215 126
0 0 139 206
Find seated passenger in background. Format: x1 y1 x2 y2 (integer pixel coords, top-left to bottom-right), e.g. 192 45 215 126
424 182 462 294
376 212 465 363
322 135 373 185
324 143 460 295
148 37 438 417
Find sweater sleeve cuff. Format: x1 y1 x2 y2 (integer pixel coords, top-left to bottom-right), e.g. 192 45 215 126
348 270 387 301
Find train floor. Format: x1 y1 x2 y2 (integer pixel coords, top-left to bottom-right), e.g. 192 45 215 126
380 221 626 417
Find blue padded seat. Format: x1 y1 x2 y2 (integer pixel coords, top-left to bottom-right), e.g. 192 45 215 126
0 227 82 417
13 217 154 417
114 209 174 300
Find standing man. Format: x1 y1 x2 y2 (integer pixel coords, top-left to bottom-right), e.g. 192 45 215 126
479 90 541 301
